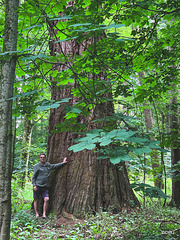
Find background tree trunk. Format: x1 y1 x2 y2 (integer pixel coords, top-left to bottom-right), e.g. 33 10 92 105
19 115 33 188
0 0 19 239
139 72 163 189
143 106 163 189
169 88 180 206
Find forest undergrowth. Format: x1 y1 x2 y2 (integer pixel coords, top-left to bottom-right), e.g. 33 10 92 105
11 181 180 240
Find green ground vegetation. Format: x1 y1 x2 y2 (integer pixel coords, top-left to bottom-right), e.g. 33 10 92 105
11 180 180 240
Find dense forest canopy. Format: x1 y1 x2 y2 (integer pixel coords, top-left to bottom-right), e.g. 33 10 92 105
0 0 179 239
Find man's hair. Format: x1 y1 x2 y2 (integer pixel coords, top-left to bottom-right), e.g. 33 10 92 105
39 153 46 157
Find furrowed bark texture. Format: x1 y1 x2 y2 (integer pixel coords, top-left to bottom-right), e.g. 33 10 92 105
169 90 180 206
0 0 19 239
168 44 180 206
47 34 139 218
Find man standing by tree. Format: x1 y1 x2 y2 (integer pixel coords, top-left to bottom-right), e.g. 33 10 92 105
32 153 67 218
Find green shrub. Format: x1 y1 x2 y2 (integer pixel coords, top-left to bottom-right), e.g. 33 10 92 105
10 210 41 239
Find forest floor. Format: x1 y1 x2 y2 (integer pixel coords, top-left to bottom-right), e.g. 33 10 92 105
33 215 83 239
11 204 180 240
11 181 180 239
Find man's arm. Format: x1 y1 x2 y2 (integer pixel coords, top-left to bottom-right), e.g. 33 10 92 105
48 157 67 170
63 157 67 164
32 165 39 188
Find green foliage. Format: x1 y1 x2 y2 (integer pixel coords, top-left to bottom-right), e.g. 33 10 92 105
10 176 180 239
36 98 71 111
170 161 180 182
12 115 49 176
65 205 180 240
10 204 180 239
11 210 40 234
1 0 179 226
68 127 162 164
1 0 178 143
11 180 32 214
130 182 168 199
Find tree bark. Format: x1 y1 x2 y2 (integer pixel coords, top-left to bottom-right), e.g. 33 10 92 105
47 24 139 218
169 88 180 206
0 0 19 239
47 93 139 218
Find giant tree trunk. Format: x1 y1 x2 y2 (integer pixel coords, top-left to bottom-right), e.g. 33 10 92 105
47 26 139 218
47 93 139 218
0 0 19 239
169 88 180 206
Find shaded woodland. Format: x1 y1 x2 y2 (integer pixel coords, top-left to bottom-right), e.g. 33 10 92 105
0 0 179 239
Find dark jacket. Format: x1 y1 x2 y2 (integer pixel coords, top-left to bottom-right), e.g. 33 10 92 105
32 162 63 188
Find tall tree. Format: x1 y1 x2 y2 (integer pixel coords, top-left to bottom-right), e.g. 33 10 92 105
0 0 19 239
47 53 140 217
170 86 180 206
5 0 178 214
46 1 140 217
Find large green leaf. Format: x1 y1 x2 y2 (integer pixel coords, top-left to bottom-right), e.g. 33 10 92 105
70 107 82 114
8 90 38 100
21 54 48 61
49 15 72 21
110 155 131 164
68 142 96 152
147 141 161 149
100 23 125 29
134 148 152 155
115 130 136 140
130 182 168 199
99 137 112 146
69 23 91 27
36 98 71 111
55 36 78 43
23 24 43 31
